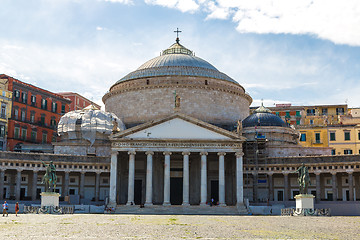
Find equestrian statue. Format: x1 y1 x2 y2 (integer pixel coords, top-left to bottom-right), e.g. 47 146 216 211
41 160 57 192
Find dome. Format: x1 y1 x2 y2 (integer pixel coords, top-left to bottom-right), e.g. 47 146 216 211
58 105 125 145
114 41 237 85
242 104 287 128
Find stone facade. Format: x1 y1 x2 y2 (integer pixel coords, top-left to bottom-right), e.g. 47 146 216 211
104 76 251 128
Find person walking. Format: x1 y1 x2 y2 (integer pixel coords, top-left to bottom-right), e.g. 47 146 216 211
15 202 19 217
2 201 8 217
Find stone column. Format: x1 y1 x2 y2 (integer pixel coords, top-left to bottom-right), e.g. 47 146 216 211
127 151 136 205
163 152 172 206
218 152 226 206
182 151 190 206
145 151 154 206
80 172 85 199
235 152 244 205
348 172 354 201
109 151 118 207
332 172 337 201
0 169 4 200
283 173 289 201
63 171 70 197
315 172 321 203
31 170 38 201
95 172 101 202
200 152 208 206
15 169 22 201
268 173 273 201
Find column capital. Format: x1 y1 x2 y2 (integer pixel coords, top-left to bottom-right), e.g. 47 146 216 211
346 170 354 174
235 152 244 158
283 172 290 176
80 171 86 175
96 171 101 175
145 151 154 156
182 151 191 156
128 151 136 155
200 151 208 156
163 151 172 156
331 171 337 176
314 171 321 176
111 150 119 155
17 168 23 173
217 152 226 156
267 172 274 176
33 169 39 173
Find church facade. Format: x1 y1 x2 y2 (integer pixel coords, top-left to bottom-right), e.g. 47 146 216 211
0 36 359 214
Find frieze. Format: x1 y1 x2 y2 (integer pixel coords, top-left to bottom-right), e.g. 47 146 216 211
112 141 242 149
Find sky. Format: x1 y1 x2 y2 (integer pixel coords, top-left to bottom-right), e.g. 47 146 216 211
1 0 360 109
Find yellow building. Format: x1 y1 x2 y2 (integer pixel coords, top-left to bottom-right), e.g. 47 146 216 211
302 104 347 126
327 124 360 155
298 126 329 149
0 78 13 150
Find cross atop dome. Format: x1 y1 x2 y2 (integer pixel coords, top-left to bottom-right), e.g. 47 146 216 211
174 28 182 43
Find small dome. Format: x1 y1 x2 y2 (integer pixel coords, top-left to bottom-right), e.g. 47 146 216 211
58 107 125 145
242 104 287 128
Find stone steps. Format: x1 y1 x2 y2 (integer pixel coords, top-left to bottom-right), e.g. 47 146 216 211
109 204 249 215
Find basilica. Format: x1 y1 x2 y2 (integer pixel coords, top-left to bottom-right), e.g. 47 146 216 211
0 36 359 215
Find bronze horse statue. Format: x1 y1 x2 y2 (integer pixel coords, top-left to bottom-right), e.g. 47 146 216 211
42 161 57 192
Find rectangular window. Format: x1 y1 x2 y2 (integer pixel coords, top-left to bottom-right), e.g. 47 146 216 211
14 109 18 120
295 111 301 117
42 133 47 144
296 120 300 125
51 102 57 112
358 132 360 141
14 127 20 139
31 95 36 106
30 112 35 123
61 104 66 114
14 90 20 101
331 149 336 155
21 92 27 104
41 99 47 110
344 149 353 154
1 104 6 118
31 131 37 142
330 132 336 141
0 125 5 137
310 119 314 125
21 129 27 140
40 115 45 126
344 131 350 141
336 107 345 115
21 110 26 122
300 133 306 141
315 133 321 143
285 111 290 118
322 108 328 115
307 109 315 116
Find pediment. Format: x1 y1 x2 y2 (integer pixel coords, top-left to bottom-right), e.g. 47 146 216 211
111 113 245 141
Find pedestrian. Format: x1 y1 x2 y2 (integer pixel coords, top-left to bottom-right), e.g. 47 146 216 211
2 201 8 217
15 202 19 217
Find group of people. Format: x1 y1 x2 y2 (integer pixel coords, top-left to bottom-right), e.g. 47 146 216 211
2 201 20 217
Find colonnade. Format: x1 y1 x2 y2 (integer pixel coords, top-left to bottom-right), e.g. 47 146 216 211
109 150 244 207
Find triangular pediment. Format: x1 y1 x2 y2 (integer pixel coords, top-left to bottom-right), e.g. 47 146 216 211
111 113 245 141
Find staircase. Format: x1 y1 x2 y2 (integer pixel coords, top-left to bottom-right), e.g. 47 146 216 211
109 204 248 215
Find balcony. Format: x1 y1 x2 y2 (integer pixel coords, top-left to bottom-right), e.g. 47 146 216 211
9 117 57 130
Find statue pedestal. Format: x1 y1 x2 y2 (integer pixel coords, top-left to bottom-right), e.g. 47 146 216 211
294 194 315 216
41 192 60 207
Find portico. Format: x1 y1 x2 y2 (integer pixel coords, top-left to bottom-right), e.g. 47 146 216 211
108 113 246 207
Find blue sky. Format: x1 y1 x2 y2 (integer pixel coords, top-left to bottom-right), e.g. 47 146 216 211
1 0 360 109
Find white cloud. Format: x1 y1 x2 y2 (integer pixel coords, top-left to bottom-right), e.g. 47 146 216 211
145 0 199 13
144 0 360 46
103 0 133 4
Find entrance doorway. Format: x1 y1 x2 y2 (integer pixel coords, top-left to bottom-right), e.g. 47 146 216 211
20 188 26 200
211 180 219 204
134 180 142 205
170 177 183 205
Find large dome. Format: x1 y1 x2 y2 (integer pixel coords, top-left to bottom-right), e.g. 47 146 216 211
104 38 252 129
114 42 237 85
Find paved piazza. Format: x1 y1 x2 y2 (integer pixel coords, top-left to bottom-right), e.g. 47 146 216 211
0 214 359 239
